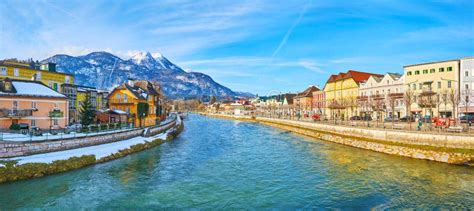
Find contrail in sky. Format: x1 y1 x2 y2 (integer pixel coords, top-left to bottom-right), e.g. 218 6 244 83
272 0 312 57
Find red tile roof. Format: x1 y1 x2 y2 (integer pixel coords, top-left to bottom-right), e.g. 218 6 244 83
326 70 383 84
294 85 320 98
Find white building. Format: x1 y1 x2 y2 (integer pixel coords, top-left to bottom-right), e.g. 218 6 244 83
460 57 474 116
358 73 405 119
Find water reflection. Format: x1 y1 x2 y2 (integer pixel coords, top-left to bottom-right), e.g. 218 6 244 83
0 114 472 209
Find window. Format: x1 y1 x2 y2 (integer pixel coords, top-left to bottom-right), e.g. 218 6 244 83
116 94 121 99
412 84 416 90
438 81 441 89
31 101 37 109
423 69 428 74
447 67 453 72
0 67 6 76
12 101 18 110
36 71 41 80
415 70 420 75
123 95 127 103
31 120 36 127
466 84 469 90
430 69 435 73
448 81 452 88
466 71 469 77
54 103 59 109
439 67 444 72
53 119 58 126
407 71 412 76
419 83 422 89
65 76 71 84
13 68 19 77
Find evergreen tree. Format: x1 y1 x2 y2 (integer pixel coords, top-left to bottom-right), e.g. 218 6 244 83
210 96 217 104
79 96 96 126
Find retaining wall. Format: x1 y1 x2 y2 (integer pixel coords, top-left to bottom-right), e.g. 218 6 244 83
0 118 176 158
202 113 474 165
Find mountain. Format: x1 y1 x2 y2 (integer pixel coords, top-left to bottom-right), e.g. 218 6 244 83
43 51 253 99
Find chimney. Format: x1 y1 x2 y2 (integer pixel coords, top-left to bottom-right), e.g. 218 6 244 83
127 78 134 87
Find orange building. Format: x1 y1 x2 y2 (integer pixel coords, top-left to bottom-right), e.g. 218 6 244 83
294 85 320 111
0 78 68 130
108 80 163 127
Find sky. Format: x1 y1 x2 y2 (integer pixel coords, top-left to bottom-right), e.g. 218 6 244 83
1 0 473 95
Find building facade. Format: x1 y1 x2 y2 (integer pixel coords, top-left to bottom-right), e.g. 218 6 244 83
0 78 68 130
108 80 163 127
324 70 383 120
358 73 405 120
460 57 474 116
61 84 99 124
404 59 460 118
312 90 325 115
294 86 319 112
0 60 74 92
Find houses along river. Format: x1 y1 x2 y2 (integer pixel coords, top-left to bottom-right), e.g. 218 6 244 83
0 114 472 209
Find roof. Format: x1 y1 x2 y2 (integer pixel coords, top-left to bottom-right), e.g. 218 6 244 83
281 93 296 104
294 86 319 99
0 60 74 76
0 78 66 98
326 70 383 85
403 59 461 68
115 80 161 100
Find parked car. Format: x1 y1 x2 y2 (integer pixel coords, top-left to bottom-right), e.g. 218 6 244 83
350 116 362 121
384 116 399 122
460 115 474 123
400 116 415 122
420 116 432 123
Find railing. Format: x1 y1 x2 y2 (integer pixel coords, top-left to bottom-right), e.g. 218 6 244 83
108 99 132 104
0 109 33 118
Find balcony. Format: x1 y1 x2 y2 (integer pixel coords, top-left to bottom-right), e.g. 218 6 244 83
357 96 368 102
371 94 385 100
109 99 133 104
48 109 64 118
388 93 404 99
0 109 33 118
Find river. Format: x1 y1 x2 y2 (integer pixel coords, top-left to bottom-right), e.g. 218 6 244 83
0 114 473 209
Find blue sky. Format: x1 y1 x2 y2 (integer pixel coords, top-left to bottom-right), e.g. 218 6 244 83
1 0 473 95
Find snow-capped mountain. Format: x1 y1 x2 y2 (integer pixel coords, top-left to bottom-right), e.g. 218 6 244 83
43 51 252 99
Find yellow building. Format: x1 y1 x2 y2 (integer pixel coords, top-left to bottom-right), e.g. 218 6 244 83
0 59 74 92
404 59 460 118
108 80 163 127
324 70 382 120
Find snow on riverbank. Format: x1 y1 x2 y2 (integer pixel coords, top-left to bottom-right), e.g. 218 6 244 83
7 131 169 165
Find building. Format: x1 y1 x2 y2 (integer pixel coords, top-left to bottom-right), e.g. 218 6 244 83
96 109 128 124
61 84 99 124
324 70 383 120
294 85 319 112
404 59 460 118
108 80 163 127
312 90 326 115
358 73 405 120
0 59 74 92
0 78 68 130
97 90 109 110
460 57 474 116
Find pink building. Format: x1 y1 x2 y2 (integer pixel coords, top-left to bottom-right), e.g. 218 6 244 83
0 78 68 130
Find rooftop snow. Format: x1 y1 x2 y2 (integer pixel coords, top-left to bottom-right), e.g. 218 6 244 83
1 81 66 98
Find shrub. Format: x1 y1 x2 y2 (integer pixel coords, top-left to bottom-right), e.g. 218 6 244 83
9 124 20 130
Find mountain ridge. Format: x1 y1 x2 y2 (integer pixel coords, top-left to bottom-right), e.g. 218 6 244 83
42 51 253 99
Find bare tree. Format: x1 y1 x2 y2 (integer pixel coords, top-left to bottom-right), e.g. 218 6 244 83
448 89 461 125
461 89 472 117
404 89 415 129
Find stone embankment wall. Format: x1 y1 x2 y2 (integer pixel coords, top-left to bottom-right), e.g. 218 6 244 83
202 113 474 165
0 118 177 158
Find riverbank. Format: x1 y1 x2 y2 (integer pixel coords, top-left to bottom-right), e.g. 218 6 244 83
0 117 184 183
200 113 474 166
